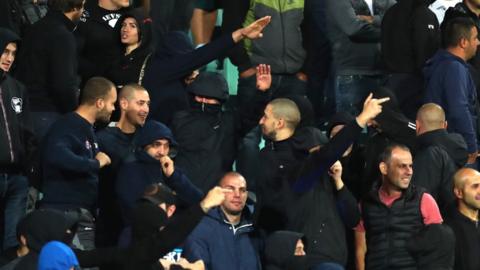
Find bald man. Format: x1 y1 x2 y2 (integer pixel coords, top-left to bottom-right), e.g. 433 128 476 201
96 84 150 246
445 168 480 270
412 103 468 212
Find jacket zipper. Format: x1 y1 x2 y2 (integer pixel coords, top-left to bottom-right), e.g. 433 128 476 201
278 0 287 72
0 87 14 163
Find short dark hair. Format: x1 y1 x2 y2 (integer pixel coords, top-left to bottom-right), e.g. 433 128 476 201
79 77 115 105
442 17 477 48
119 84 147 101
48 0 84 13
379 143 410 164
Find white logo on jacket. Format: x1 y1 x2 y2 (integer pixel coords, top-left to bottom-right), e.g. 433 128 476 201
11 97 22 114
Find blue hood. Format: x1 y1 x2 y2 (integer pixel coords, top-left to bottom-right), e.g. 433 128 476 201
136 120 178 148
38 241 79 270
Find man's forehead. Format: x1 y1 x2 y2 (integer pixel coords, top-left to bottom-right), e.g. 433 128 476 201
4 42 17 51
221 176 247 188
466 175 480 186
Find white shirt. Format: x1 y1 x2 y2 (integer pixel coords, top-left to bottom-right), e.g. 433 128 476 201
365 0 374 15
429 0 462 23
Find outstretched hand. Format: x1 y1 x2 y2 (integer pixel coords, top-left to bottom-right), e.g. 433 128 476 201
256 64 271 92
356 93 390 128
232 16 271 42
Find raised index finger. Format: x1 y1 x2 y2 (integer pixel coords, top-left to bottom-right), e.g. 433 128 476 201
376 97 390 104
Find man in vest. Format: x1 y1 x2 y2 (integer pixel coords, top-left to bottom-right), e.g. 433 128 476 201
354 143 443 270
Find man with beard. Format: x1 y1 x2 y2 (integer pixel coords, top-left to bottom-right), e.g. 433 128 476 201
15 0 85 141
256 95 387 269
355 144 443 270
39 77 115 252
115 120 203 237
95 83 149 246
183 172 261 270
445 168 480 270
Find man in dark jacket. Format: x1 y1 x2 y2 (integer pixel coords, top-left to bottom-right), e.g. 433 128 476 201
424 17 480 165
96 83 149 246
171 72 237 192
445 168 480 270
183 172 261 270
116 120 203 228
382 0 440 119
15 0 84 140
0 27 34 252
256 95 388 269
412 103 468 213
40 77 116 252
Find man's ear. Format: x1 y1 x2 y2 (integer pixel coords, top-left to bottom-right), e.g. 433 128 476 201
95 98 105 109
379 162 388 175
454 187 463 200
119 97 128 110
459 37 468 49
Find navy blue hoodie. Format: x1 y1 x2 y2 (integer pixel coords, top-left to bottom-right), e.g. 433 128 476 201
423 49 478 153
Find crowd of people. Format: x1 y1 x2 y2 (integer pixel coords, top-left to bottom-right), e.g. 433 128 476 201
1 0 480 269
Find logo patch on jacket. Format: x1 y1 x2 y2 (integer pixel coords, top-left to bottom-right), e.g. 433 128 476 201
11 97 22 114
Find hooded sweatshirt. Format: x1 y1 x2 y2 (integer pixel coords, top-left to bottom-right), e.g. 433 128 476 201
107 9 153 87
423 49 478 153
116 120 202 225
0 27 34 172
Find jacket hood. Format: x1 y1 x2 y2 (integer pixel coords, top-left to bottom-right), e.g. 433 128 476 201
417 129 468 167
38 241 80 270
136 120 178 148
407 224 455 270
116 8 152 53
424 50 467 82
291 126 328 153
0 27 20 53
20 210 75 253
187 71 229 102
0 27 20 78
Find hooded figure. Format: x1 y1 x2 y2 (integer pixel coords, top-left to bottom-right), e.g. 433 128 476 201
12 210 76 270
116 120 202 231
38 241 80 270
264 231 309 270
172 72 237 192
107 9 153 88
